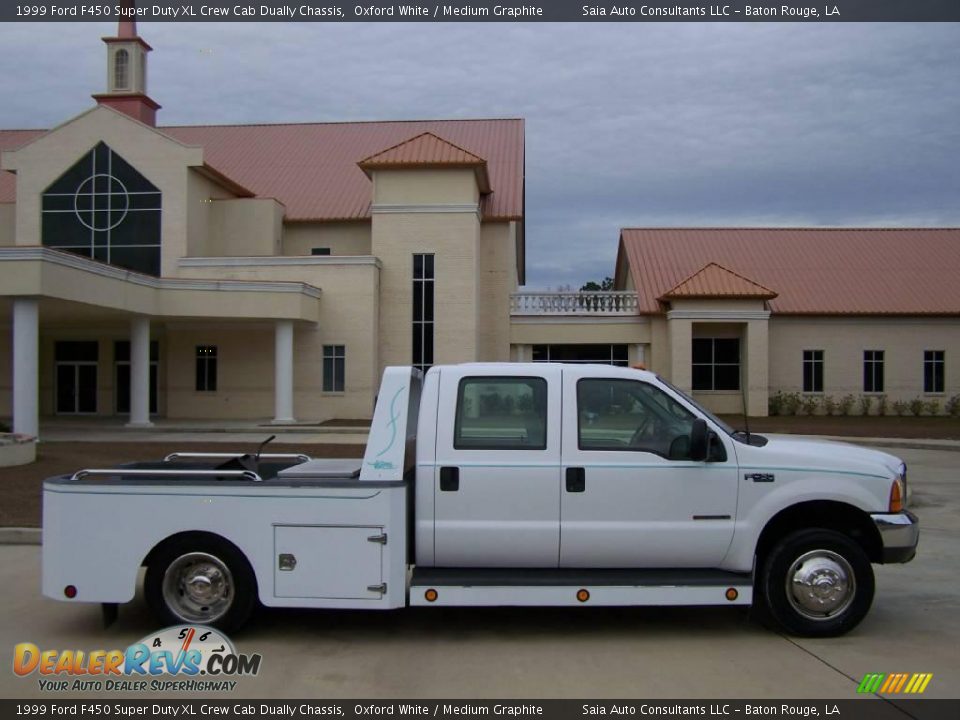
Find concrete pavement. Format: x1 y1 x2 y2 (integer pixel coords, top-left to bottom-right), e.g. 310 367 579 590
1 446 957 699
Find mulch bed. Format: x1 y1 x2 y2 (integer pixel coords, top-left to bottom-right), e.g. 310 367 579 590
717 414 960 439
0 442 364 528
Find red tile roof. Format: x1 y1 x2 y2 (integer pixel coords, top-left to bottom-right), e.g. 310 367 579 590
660 262 777 300
358 131 491 193
619 228 960 315
0 118 524 221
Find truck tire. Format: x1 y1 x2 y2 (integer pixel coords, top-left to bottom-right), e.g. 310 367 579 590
145 535 257 632
760 528 874 637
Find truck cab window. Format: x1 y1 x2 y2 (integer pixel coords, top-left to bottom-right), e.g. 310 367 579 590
577 378 696 459
454 377 547 450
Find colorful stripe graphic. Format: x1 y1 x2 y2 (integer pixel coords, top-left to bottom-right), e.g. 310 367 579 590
857 673 933 694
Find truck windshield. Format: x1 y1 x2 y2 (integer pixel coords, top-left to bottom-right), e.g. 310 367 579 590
655 375 737 437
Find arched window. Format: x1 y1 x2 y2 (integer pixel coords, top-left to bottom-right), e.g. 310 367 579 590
114 49 130 90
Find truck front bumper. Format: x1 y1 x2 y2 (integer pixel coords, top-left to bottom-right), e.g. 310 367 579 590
872 510 919 563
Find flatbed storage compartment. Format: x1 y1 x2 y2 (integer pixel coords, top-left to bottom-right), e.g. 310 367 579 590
42 457 409 611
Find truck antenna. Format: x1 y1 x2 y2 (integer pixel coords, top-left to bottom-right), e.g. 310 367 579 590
740 382 751 443
255 434 276 463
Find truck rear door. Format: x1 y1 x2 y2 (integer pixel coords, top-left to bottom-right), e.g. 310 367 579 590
432 365 562 567
559 367 738 568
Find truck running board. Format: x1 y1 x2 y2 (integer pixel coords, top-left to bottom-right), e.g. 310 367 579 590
409 568 753 607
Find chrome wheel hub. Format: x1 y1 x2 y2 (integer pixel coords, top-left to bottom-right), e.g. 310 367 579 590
162 552 234 623
786 549 855 620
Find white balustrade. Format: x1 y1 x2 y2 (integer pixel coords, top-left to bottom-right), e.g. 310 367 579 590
510 291 639 316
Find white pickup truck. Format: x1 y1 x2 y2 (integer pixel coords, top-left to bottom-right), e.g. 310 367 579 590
43 364 918 637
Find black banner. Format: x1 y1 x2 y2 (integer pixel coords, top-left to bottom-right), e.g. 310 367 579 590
4 0 960 23
1 701 959 720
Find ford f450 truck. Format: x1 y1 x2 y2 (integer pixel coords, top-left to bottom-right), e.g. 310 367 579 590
42 364 919 636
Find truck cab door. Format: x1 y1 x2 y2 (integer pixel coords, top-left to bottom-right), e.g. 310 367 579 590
559 367 738 568
432 365 562 567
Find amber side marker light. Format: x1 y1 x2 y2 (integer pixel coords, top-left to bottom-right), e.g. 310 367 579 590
889 479 904 513
424 588 438 602
576 589 590 603
725 588 738 601
64 585 77 599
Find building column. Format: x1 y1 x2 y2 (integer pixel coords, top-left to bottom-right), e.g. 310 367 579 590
744 319 770 417
667 317 693 393
273 320 295 424
127 316 153 428
628 343 646 368
12 298 39 438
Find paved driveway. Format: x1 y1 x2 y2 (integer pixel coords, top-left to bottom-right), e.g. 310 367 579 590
1 446 957 700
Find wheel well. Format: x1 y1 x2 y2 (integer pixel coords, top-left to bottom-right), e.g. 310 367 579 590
141 531 248 570
755 501 883 566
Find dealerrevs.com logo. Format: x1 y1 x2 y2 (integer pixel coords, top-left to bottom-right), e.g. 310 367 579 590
13 625 262 692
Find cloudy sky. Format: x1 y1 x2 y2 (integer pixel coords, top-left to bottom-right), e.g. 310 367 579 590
1 21 957 287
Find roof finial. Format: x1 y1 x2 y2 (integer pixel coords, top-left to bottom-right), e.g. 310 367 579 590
117 0 137 39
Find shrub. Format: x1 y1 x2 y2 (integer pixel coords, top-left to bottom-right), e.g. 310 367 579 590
781 392 802 416
876 394 888 416
947 395 960 417
838 394 856 416
821 395 838 416
0 420 10 433
925 399 941 416
909 397 926 416
768 391 785 416
801 395 820 415
892 400 909 417
858 395 873 416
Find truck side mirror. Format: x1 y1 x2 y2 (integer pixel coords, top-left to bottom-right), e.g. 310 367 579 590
689 419 709 461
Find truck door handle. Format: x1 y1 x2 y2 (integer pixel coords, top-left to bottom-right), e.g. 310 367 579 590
566 467 585 493
439 466 459 491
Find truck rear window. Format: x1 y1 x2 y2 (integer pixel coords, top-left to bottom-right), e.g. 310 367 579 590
454 376 548 450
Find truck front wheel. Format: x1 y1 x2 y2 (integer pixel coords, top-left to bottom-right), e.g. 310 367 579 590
760 529 874 637
145 535 257 632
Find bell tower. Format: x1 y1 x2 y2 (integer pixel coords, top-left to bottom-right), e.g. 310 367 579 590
92 0 160 126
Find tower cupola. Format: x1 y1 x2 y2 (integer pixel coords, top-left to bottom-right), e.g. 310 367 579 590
92 0 161 126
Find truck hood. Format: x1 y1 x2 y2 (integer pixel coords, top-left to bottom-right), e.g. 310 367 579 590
741 434 904 479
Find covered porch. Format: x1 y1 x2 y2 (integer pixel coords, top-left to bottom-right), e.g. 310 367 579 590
1 247 321 439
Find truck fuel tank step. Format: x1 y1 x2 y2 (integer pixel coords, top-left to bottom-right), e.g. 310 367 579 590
410 567 752 607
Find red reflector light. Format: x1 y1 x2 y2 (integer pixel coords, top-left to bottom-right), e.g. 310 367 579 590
64 585 77 599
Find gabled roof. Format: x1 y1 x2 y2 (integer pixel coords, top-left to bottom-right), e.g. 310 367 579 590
358 132 491 193
660 262 777 301
0 117 524 221
619 228 960 315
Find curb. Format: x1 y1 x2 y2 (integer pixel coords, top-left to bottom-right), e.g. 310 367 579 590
0 527 40 545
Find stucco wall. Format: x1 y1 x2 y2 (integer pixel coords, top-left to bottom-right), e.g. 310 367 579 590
371 167 481 372
282 222 372 256
478 222 517 361
769 316 960 405
174 261 379 420
0 204 14 246
510 319 650 345
204 197 283 257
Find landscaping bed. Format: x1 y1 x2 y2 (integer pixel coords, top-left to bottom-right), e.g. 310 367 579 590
718 414 960 439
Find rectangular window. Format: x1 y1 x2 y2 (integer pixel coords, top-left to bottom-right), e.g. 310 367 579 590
454 377 547 450
323 345 345 392
863 350 884 393
803 350 824 393
412 254 435 373
531 344 629 366
691 338 740 391
311 247 331 256
924 350 945 393
577 378 695 457
195 345 218 392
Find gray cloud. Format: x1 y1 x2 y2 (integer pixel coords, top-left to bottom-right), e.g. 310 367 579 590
2 21 957 288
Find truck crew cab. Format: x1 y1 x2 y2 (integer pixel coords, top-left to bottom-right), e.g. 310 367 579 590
42 364 919 637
